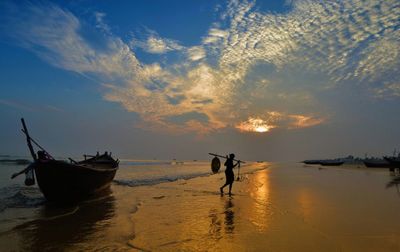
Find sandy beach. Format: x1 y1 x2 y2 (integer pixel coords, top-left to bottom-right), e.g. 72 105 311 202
128 163 400 252
1 161 400 251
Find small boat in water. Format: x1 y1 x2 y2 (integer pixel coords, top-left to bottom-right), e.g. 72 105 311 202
33 152 118 202
384 157 400 167
11 118 119 202
363 159 393 168
319 160 344 166
303 160 344 166
303 160 321 165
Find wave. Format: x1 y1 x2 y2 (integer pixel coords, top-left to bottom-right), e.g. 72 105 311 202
120 161 174 166
114 172 210 187
0 185 45 212
119 160 208 166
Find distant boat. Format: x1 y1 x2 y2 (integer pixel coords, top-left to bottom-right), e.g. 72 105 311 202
303 160 321 165
11 118 119 202
319 160 344 166
384 157 400 167
363 159 393 168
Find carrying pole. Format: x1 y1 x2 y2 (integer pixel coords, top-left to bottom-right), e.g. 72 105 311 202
208 153 246 163
21 118 37 161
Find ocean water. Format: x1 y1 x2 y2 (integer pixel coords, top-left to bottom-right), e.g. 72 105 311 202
1 157 399 251
0 157 216 212
115 160 214 187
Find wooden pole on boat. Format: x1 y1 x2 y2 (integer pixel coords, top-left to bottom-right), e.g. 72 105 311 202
21 118 37 161
21 128 53 159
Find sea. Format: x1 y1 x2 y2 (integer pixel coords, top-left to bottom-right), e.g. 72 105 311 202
0 156 218 211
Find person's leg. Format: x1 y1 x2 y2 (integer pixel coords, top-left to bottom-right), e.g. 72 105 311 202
228 183 232 196
220 183 228 194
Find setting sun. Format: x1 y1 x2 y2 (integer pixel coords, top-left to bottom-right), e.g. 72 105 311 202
255 126 269 133
236 117 275 133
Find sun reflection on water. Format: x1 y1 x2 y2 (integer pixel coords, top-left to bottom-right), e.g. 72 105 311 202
249 171 271 231
297 188 314 220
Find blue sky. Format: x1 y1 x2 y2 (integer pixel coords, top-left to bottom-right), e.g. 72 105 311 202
0 0 399 161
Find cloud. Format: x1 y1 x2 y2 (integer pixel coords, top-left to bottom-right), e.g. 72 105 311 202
131 31 184 54
235 112 325 133
215 0 399 85
3 0 399 135
202 28 229 44
94 12 111 34
235 117 276 133
0 99 63 112
187 46 206 61
0 99 36 111
372 82 400 99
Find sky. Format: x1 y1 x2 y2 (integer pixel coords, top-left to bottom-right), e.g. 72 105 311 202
0 0 399 161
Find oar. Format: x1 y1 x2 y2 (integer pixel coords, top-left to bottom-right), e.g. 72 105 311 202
11 119 37 186
11 163 34 179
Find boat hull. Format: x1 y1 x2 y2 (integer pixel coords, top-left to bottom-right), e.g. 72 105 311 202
320 161 344 166
33 160 117 202
363 161 393 168
384 157 400 167
303 160 321 165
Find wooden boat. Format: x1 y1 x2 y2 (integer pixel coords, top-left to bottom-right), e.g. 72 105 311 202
384 157 400 167
363 159 393 168
303 160 321 165
33 152 118 202
319 160 344 166
303 160 344 166
12 119 119 202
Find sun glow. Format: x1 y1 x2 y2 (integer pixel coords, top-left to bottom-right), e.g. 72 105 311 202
255 126 269 133
236 117 275 133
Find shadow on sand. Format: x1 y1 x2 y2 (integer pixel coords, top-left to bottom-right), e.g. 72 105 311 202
15 189 115 251
386 174 400 198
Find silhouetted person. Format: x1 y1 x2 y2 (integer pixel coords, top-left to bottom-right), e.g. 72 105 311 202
220 153 239 196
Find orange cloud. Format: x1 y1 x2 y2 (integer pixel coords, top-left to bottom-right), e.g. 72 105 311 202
236 112 325 133
235 117 276 133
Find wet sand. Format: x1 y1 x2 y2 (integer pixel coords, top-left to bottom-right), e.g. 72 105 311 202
128 164 400 251
1 162 400 251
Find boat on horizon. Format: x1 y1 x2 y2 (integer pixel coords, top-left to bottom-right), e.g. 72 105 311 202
303 159 344 166
363 158 394 168
11 119 119 203
319 160 344 166
384 156 400 167
302 160 322 165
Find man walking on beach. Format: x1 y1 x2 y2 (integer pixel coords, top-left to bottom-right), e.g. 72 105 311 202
220 153 238 196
